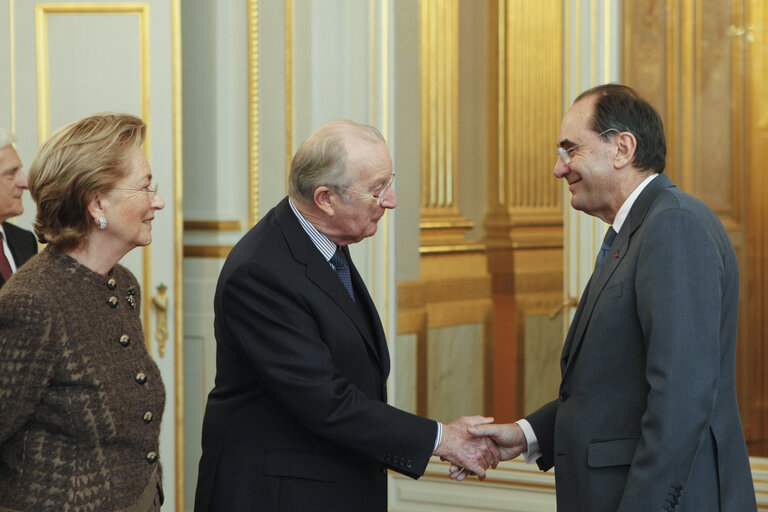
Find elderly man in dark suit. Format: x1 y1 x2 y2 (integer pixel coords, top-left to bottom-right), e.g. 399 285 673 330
0 127 37 287
194 119 498 511
460 85 756 511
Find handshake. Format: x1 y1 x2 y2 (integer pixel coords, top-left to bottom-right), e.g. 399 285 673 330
432 416 526 481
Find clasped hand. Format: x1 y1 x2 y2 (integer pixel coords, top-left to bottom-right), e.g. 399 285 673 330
433 418 526 481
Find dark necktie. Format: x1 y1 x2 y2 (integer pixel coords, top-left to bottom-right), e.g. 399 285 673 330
595 227 617 270
330 247 355 302
0 233 13 281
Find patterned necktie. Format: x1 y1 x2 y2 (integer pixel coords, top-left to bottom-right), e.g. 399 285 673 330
330 247 355 302
595 227 617 270
0 233 13 281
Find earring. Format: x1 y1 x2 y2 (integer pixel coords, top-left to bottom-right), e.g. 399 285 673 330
98 217 107 230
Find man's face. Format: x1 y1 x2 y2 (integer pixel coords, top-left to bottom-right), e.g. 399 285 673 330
0 146 28 222
553 97 621 223
330 140 397 245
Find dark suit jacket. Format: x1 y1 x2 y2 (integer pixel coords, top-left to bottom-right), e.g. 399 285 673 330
0 221 37 288
527 174 756 512
194 198 436 512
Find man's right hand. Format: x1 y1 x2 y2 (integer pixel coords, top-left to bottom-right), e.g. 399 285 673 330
449 422 527 480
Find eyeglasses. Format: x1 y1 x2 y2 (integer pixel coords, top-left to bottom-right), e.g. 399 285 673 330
115 182 159 201
556 129 620 164
335 172 395 206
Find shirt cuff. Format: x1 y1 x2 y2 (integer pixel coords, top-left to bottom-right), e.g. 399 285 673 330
434 421 442 451
515 419 542 464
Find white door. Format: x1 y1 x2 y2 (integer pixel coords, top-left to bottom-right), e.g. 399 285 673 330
1 1 184 510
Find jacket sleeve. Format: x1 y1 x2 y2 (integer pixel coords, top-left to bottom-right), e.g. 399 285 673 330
0 292 62 444
617 208 724 510
219 261 437 479
526 399 559 472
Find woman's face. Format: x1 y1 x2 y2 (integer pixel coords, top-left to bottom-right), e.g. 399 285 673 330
103 145 165 251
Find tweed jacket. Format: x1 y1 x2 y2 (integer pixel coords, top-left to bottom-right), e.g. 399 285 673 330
0 246 165 512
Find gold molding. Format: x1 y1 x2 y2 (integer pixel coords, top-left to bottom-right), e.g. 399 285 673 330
183 245 233 259
171 0 184 508
248 0 259 226
184 220 242 232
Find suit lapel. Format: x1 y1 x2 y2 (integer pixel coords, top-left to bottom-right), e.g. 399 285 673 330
275 199 386 369
344 245 390 376
561 175 674 379
3 222 35 269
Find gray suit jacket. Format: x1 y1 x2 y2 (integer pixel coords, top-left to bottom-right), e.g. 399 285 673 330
527 174 756 512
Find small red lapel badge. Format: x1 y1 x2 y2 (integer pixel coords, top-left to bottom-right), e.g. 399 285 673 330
614 253 619 258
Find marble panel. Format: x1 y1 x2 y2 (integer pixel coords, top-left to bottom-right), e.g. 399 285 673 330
427 323 484 423
524 314 563 414
394 333 417 415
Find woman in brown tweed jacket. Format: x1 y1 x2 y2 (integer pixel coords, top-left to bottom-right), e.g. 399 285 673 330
0 114 166 511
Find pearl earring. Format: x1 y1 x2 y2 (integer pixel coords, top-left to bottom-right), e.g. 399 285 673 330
98 217 107 230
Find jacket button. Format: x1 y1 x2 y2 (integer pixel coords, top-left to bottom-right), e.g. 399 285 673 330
135 372 147 384
143 411 153 423
107 278 117 290
119 334 131 347
406 459 413 469
146 451 158 463
384 455 391 463
107 296 118 308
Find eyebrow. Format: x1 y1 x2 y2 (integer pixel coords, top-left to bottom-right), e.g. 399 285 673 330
558 138 576 148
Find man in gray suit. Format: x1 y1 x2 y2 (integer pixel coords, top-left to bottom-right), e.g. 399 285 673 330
458 84 756 511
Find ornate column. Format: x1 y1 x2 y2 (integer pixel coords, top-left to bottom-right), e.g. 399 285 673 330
484 0 564 421
419 0 474 247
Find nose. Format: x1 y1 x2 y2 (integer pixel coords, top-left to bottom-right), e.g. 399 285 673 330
379 187 397 209
16 170 28 189
152 192 166 210
553 158 569 179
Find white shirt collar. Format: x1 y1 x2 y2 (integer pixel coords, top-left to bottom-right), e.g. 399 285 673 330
612 173 659 234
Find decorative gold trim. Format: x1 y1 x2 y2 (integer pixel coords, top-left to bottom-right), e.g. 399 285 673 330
171 0 184 508
495 0 505 206
184 245 234 259
602 0 611 82
248 0 259 226
184 220 242 232
418 243 488 254
284 0 293 183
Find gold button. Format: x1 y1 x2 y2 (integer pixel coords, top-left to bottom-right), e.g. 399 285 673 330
146 451 158 463
135 372 147 384
119 334 130 347
143 411 153 423
107 296 118 308
107 278 117 290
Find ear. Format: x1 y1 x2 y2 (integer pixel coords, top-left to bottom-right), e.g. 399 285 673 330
314 186 335 216
613 131 637 169
87 192 107 227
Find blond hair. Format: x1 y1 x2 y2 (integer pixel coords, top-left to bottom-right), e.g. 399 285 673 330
28 113 146 250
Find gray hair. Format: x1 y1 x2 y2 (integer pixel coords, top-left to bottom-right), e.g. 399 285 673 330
288 119 385 204
0 126 16 149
